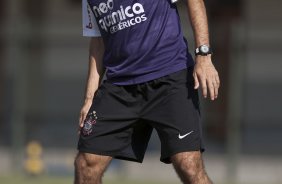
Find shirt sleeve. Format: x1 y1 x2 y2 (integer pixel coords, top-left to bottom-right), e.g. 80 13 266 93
82 0 101 37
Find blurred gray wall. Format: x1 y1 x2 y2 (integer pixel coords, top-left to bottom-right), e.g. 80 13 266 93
243 0 282 154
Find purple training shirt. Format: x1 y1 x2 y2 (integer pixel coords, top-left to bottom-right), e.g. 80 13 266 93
82 0 194 85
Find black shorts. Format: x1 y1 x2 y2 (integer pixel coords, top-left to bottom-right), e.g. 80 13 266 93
77 67 204 164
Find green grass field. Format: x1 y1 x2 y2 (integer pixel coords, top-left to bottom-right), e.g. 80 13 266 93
2 175 279 184
0 175 168 184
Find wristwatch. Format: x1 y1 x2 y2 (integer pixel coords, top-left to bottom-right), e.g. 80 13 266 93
195 45 213 56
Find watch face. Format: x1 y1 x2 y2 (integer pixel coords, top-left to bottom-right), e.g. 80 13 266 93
200 45 209 53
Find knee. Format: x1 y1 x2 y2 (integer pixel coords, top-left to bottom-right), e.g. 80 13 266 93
74 152 111 173
74 153 85 169
74 152 97 171
74 153 107 184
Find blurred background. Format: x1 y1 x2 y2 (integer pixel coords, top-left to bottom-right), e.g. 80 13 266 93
0 0 282 183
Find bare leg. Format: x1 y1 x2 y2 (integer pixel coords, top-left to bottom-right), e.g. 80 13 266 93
171 151 212 184
74 152 112 184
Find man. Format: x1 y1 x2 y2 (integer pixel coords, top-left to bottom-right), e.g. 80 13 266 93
75 0 220 183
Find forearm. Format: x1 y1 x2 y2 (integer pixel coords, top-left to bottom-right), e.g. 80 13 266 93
186 0 209 47
84 37 105 102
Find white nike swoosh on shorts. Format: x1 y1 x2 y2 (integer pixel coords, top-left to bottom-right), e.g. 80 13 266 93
178 131 194 139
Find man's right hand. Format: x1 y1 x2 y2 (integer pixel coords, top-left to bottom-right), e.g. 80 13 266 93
78 99 93 133
78 37 105 134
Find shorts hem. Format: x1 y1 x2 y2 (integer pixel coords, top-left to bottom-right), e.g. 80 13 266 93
78 148 144 163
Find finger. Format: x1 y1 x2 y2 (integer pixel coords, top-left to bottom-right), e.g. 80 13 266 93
79 113 87 128
81 115 87 128
199 76 208 98
215 74 220 98
207 78 215 100
215 74 220 87
214 76 219 99
193 73 200 89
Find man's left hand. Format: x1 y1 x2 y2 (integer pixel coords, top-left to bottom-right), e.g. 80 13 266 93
193 55 220 100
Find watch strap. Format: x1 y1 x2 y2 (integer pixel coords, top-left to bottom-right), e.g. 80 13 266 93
195 45 213 56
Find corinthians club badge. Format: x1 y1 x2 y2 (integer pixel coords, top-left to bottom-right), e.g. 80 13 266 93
82 111 98 136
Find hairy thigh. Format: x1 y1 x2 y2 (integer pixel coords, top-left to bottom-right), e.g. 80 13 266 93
171 151 204 171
